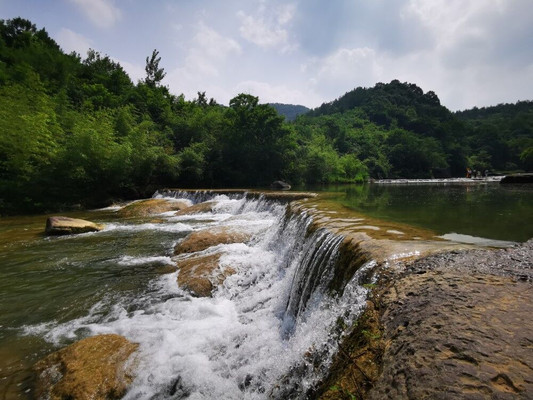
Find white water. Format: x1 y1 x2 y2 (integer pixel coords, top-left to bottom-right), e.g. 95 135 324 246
25 192 372 399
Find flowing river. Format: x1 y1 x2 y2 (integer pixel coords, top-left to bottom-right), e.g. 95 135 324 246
1 183 531 399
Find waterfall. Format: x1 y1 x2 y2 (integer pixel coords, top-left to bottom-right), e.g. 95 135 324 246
31 191 375 399
281 228 345 338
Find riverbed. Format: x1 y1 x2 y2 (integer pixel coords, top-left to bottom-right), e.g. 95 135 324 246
0 182 531 399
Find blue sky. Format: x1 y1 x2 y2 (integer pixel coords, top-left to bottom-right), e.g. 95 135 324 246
1 0 532 110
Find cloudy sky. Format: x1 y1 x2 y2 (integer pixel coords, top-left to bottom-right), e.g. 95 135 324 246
1 0 532 110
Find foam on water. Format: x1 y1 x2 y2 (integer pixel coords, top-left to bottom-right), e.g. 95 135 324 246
104 222 193 234
115 255 174 266
24 193 372 399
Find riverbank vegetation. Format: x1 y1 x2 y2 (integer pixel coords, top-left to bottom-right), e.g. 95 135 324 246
1 18 532 214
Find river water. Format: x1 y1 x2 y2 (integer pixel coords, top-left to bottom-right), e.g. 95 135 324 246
0 183 531 399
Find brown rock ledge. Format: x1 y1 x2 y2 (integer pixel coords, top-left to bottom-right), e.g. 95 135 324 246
45 216 104 235
176 252 236 297
33 334 138 400
174 226 255 255
117 198 190 218
316 240 533 399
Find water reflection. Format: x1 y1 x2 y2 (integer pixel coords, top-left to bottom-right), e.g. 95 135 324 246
307 183 533 242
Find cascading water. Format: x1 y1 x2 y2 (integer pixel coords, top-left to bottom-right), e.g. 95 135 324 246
24 191 374 399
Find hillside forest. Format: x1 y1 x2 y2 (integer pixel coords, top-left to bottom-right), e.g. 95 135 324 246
1 18 532 214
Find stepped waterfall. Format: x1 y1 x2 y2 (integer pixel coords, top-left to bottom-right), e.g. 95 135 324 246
29 190 375 399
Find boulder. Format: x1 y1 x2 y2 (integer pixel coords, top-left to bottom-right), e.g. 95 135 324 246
33 334 138 400
174 201 216 216
500 173 533 184
117 198 190 218
270 180 291 190
45 216 104 235
174 226 254 255
176 252 235 297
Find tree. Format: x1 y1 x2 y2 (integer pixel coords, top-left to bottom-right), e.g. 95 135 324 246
144 49 166 87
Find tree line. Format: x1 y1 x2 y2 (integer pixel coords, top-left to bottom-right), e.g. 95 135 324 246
0 18 531 214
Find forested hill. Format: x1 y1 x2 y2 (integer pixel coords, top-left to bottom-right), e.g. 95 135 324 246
0 18 531 214
268 103 310 121
453 102 533 173
299 81 532 178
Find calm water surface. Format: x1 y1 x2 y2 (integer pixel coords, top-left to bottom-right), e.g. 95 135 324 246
313 182 533 243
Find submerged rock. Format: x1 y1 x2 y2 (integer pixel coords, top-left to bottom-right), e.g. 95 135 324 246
174 226 254 255
33 334 138 400
45 216 104 235
176 252 235 297
117 198 190 218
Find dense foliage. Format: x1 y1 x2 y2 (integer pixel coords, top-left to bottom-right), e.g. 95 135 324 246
0 18 531 214
455 102 533 172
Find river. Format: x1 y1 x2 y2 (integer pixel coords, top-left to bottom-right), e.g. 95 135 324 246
0 182 531 399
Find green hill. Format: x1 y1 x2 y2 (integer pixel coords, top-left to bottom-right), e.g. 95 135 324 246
268 103 310 121
0 18 531 214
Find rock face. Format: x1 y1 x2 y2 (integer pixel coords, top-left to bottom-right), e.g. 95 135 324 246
370 241 533 399
174 227 254 255
117 198 190 218
176 252 235 297
317 240 533 400
45 216 104 235
370 271 533 399
500 173 533 184
33 334 138 400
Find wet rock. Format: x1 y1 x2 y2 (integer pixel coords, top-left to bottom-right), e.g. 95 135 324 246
45 216 104 235
366 241 533 399
176 252 235 297
117 198 190 218
174 201 217 216
33 334 138 400
316 240 533 399
174 226 254 255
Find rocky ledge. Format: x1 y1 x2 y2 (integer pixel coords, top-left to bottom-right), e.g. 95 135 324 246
318 240 533 399
33 334 138 400
116 198 191 217
45 216 104 235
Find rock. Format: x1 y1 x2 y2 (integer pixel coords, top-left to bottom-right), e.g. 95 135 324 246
117 198 191 218
45 216 104 235
33 334 138 400
176 252 235 297
174 201 216 216
368 271 533 399
500 173 533 184
316 240 533 400
174 226 254 255
270 180 291 190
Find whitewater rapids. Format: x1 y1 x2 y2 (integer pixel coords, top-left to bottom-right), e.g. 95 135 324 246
25 192 372 399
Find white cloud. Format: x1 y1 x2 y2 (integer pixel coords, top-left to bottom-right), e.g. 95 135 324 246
116 59 145 84
237 4 296 51
55 28 92 55
70 0 121 29
194 22 241 62
233 80 322 106
309 47 384 99
165 23 242 102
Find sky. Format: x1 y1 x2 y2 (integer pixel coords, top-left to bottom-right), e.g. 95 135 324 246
1 0 532 110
